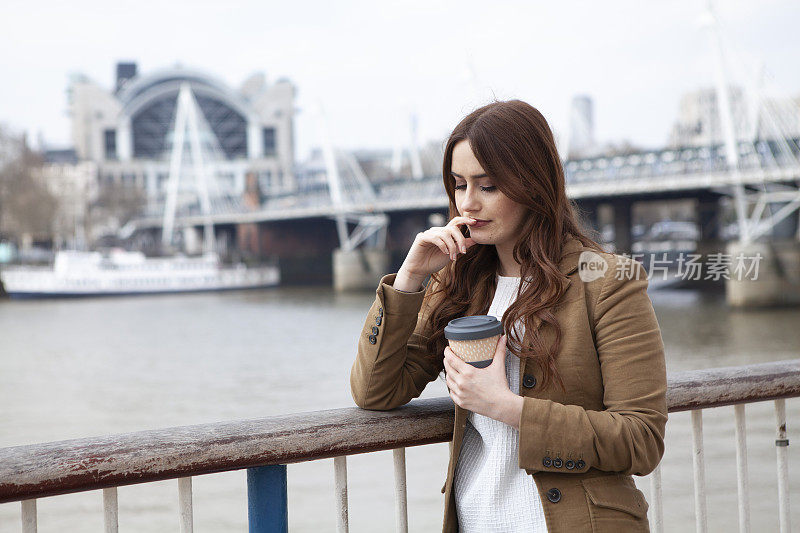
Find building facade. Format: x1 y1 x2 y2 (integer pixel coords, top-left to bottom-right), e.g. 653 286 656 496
68 62 298 208
669 86 800 147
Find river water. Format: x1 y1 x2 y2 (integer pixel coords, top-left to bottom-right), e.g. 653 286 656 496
0 284 799 532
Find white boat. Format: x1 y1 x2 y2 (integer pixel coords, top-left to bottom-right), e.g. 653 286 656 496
0 249 279 299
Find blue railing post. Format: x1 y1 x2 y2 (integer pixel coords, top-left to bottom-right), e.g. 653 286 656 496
247 465 288 533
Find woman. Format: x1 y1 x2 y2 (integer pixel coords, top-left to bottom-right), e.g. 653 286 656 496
350 100 667 533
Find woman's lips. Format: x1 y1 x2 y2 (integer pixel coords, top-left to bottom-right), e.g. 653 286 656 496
471 220 490 227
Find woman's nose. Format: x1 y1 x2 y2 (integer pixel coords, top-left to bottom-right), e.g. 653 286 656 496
459 186 481 212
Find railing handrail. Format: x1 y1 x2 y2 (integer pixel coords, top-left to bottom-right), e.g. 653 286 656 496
1 359 799 504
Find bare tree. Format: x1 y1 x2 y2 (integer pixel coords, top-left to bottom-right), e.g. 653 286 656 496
0 125 58 244
86 179 145 243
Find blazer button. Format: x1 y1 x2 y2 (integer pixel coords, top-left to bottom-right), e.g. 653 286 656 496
372 326 379 335
552 458 563 468
542 457 552 468
565 460 575 470
522 374 537 388
576 460 586 470
378 307 383 316
368 335 377 345
375 316 382 326
546 488 561 504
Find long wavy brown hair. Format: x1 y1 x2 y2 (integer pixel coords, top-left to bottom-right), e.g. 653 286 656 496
424 99 601 390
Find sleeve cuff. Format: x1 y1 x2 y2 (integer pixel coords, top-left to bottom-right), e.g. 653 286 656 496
518 396 590 474
378 273 426 316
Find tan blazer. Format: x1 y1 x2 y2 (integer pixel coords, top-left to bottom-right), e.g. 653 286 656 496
350 236 668 532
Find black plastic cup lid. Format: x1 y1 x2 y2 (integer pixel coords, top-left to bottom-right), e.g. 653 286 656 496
444 315 504 341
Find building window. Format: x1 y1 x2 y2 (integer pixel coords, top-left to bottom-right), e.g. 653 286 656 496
132 93 247 160
104 129 117 160
258 170 272 192
263 127 276 156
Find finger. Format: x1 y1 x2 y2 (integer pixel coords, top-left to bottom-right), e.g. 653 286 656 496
431 236 451 258
444 347 462 375
434 231 458 260
442 349 453 375
447 216 477 228
448 369 462 389
443 350 460 378
446 373 458 392
491 334 507 367
449 389 462 407
442 352 452 374
447 349 471 376
495 334 507 355
419 230 449 255
445 226 468 254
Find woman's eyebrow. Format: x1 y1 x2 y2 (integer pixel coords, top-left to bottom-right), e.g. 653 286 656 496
450 171 489 179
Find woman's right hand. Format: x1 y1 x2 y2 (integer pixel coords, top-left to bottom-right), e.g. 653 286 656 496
397 216 478 286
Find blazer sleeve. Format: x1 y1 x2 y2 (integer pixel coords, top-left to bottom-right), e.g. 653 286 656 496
518 256 668 476
350 273 444 411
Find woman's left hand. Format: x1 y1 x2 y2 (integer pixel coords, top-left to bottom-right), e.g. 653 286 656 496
443 334 524 428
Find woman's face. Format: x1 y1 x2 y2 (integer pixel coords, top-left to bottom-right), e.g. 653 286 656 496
450 140 528 247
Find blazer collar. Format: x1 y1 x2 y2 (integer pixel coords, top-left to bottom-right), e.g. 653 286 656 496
558 236 584 277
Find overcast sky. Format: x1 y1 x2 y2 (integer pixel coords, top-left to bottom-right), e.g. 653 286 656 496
1 0 798 161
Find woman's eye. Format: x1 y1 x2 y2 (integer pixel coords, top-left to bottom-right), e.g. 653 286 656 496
453 185 496 192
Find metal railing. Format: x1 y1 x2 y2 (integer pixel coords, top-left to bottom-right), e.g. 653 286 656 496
1 360 799 532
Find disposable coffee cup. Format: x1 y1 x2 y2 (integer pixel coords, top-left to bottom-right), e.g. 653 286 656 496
444 315 504 368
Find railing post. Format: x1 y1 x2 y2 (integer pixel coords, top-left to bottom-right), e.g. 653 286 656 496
178 477 193 533
734 404 750 533
774 399 790 533
21 499 36 533
247 465 288 533
649 463 663 533
334 456 349 533
691 409 707 533
103 487 118 533
393 448 408 533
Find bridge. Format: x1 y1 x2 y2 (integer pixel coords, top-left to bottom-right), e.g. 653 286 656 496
122 132 800 308
130 136 800 228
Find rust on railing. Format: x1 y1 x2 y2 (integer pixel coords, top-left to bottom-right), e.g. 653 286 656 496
1 359 799 504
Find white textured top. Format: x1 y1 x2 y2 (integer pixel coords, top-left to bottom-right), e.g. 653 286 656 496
453 275 548 533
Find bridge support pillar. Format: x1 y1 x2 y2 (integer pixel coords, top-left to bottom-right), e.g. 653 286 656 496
182 226 203 255
726 239 800 307
697 194 722 242
696 194 725 264
612 200 633 254
333 248 389 292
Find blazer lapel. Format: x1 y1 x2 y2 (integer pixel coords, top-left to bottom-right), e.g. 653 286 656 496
557 236 583 288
